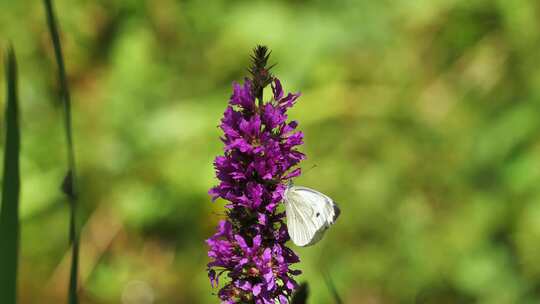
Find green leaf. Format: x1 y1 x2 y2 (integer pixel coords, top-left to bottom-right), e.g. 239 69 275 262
0 45 21 304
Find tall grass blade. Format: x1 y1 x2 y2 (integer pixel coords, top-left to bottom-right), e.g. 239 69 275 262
0 46 21 304
43 0 79 303
323 270 343 304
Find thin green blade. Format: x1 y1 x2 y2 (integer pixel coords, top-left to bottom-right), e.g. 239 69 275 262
43 0 79 303
0 46 21 304
323 270 343 304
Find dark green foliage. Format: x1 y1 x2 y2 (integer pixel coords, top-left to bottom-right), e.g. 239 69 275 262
0 46 21 304
291 282 308 304
249 45 275 104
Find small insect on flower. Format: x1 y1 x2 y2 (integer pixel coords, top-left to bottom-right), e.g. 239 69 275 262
283 183 340 247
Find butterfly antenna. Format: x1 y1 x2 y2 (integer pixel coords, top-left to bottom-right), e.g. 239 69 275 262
303 164 318 175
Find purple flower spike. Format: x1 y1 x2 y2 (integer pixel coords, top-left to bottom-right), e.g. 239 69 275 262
207 46 304 303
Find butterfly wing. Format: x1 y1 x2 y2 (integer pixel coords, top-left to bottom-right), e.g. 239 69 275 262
284 186 340 247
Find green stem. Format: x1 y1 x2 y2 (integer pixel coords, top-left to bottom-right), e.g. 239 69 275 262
0 45 21 304
43 0 79 303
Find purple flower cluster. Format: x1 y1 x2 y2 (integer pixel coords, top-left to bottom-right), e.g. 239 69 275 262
207 74 305 303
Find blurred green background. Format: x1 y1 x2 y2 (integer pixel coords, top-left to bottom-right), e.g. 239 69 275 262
2 0 540 303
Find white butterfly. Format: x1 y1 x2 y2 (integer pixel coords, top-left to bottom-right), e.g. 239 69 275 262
284 183 340 247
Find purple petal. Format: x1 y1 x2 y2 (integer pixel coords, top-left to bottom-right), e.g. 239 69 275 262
208 187 220 201
236 280 252 291
272 78 284 100
208 269 217 288
285 278 297 290
290 269 302 275
279 92 301 109
253 283 263 296
262 248 272 262
252 235 262 251
283 168 301 179
258 213 268 225
234 235 249 251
